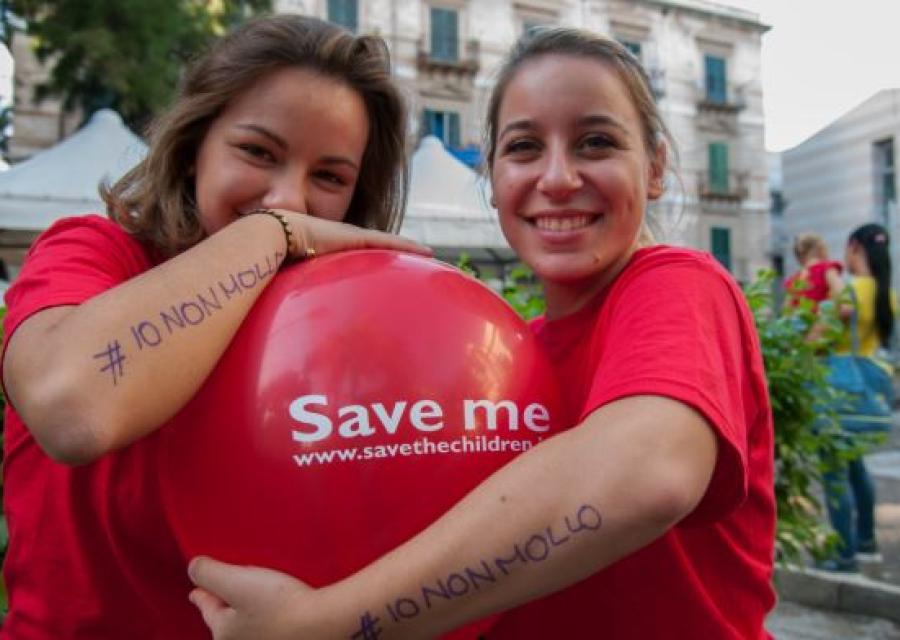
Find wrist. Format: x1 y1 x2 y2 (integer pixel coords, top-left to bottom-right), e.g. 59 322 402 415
244 209 316 263
323 572 444 640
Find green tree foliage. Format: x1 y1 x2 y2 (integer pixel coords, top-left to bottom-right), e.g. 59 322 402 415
10 0 272 131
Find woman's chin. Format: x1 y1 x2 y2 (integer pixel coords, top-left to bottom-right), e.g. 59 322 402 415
532 262 605 292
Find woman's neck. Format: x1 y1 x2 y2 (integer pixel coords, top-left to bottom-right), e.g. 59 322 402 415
543 245 640 320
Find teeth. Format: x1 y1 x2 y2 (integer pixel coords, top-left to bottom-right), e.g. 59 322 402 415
534 215 594 231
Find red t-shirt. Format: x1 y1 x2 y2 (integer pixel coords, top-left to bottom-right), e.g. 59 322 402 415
1 216 207 639
487 246 776 640
784 260 843 307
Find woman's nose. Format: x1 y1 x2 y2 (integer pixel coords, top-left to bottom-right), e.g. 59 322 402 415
261 173 309 214
536 148 582 199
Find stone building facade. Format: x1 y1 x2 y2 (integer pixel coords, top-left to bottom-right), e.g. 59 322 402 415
283 0 771 281
7 0 771 281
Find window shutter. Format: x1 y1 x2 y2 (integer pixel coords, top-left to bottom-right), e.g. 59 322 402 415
704 55 727 103
711 227 732 271
431 8 459 61
423 109 442 140
708 142 729 193
620 40 642 59
449 113 461 148
328 0 358 32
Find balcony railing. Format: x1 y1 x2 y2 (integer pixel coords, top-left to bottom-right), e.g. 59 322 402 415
417 38 479 76
698 171 749 203
696 85 746 113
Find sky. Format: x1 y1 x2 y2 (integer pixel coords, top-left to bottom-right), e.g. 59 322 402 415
723 0 900 152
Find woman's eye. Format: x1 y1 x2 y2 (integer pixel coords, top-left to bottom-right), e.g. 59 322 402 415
503 138 538 155
316 171 347 186
237 143 275 162
580 134 614 151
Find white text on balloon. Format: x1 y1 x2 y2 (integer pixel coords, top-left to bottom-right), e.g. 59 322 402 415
288 395 552 443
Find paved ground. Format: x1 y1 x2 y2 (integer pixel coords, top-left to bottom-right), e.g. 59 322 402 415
862 447 900 585
767 600 900 639
763 417 900 638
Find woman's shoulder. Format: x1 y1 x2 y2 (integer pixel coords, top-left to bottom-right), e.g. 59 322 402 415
17 214 153 287
606 245 752 326
36 213 134 245
27 213 150 264
622 245 735 288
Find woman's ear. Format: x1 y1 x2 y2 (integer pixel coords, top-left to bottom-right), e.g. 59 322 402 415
647 140 667 200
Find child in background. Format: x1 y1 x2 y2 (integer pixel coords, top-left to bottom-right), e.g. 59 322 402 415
785 232 844 308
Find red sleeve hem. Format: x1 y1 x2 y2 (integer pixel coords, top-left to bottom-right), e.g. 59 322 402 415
580 378 748 525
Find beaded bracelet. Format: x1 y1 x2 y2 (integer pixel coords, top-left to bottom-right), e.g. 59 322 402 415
246 209 316 261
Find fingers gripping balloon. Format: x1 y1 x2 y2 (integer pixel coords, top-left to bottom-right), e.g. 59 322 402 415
159 250 562 586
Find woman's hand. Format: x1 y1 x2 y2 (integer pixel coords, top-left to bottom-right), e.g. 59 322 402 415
275 210 432 261
189 556 334 640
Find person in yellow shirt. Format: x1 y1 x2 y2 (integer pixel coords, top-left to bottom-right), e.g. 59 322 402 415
824 223 896 572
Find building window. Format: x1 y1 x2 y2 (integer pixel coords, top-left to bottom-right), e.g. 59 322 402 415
704 54 727 104
772 254 785 279
327 0 358 32
770 190 785 216
430 7 459 62
523 20 544 35
708 142 730 193
423 109 461 148
619 40 642 60
711 227 732 271
874 137 896 222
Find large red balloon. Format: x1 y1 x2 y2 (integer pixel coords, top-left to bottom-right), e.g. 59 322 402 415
159 249 562 592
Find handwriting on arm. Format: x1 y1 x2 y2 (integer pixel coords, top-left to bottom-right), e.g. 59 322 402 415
93 251 284 384
349 503 603 638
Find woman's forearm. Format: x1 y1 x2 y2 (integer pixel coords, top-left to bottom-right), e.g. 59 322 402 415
4 213 288 463
315 396 717 638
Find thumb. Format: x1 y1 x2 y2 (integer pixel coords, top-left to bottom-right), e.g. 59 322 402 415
188 556 258 606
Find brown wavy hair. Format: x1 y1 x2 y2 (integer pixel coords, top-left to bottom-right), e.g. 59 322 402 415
103 14 408 258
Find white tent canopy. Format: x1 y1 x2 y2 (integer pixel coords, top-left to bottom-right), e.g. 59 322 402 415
0 109 147 230
401 136 511 257
0 125 512 257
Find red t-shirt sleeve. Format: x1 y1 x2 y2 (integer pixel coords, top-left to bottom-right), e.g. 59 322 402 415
582 255 757 525
2 215 151 369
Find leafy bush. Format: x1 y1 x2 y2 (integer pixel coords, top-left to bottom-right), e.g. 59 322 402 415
745 271 875 563
500 265 545 320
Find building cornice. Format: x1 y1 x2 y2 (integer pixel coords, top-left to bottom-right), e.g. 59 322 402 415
633 0 770 33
